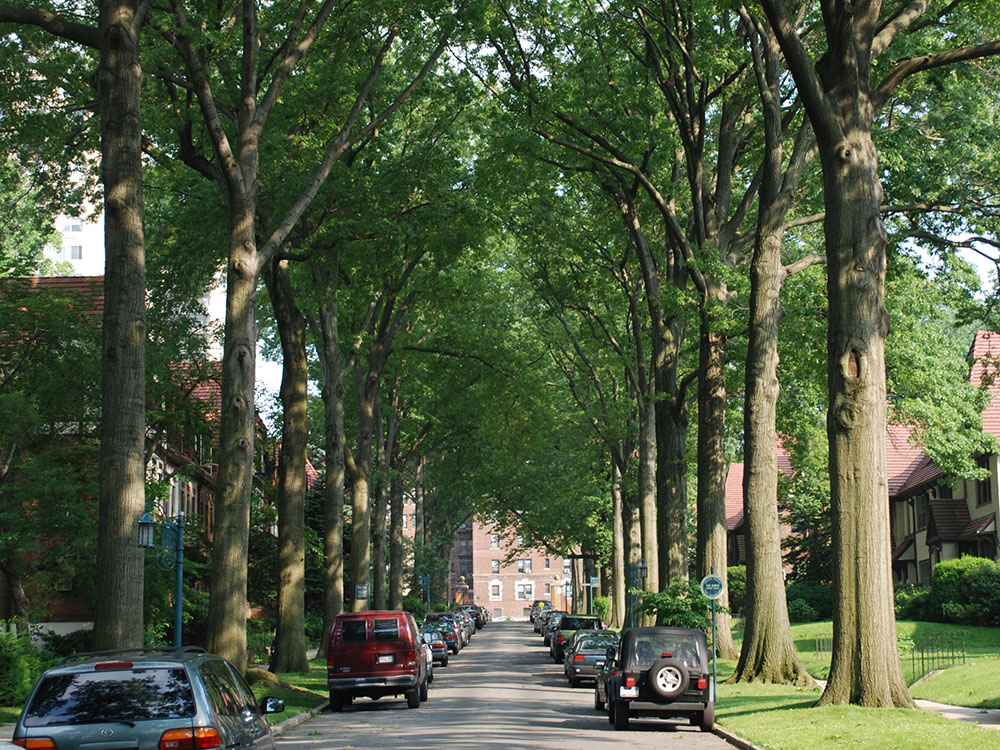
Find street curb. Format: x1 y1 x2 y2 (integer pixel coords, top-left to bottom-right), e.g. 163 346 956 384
271 702 329 736
713 723 766 750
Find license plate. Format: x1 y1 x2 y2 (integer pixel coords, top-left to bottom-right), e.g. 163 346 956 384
619 686 638 699
376 654 395 665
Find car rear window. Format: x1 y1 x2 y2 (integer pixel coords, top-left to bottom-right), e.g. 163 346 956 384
23 667 196 727
372 618 400 641
629 633 702 670
340 620 368 642
561 617 599 630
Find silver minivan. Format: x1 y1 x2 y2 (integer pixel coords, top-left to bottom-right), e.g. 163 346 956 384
13 647 285 750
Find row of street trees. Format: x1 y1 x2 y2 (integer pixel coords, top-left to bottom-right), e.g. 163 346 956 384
2 0 999 708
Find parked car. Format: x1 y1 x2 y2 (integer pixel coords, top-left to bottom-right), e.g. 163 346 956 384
459 604 485 630
421 627 449 666
425 612 465 650
550 614 604 662
426 620 461 654
541 611 567 645
529 600 553 631
603 626 714 731
326 610 430 711
563 630 620 687
12 646 285 750
451 609 475 643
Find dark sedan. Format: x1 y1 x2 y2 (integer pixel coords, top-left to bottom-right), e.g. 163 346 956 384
564 630 619 687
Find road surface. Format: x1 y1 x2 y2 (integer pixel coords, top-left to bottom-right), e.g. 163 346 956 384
276 620 732 749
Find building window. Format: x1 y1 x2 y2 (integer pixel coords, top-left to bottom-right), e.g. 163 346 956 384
459 538 469 549
491 559 500 574
70 245 83 259
918 558 932 583
490 584 501 601
402 515 408 529
64 219 83 232
490 534 499 548
563 558 572 573
516 535 524 547
978 455 992 507
544 583 551 595
516 582 533 600
517 559 532 574
915 494 929 530
544 558 550 569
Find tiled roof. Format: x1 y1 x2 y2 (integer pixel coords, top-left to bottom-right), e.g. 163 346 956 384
895 455 943 496
892 535 915 561
960 512 996 541
925 498 971 543
6 275 104 317
885 423 927 496
725 462 744 531
968 330 1000 440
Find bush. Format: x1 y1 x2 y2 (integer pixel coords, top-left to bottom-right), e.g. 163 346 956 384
0 622 44 705
246 616 275 665
786 598 817 623
638 581 712 630
592 596 611 621
40 628 94 657
929 556 1000 625
785 579 833 619
402 593 429 620
894 583 931 620
727 566 746 614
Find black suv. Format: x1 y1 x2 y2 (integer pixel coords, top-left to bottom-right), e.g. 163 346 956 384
12 647 285 750
602 626 714 732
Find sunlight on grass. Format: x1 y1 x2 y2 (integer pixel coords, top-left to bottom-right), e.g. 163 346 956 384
251 658 327 724
909 657 1000 709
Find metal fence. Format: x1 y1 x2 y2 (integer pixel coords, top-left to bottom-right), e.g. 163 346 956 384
903 630 967 685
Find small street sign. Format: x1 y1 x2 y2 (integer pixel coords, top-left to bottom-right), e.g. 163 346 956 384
700 574 724 600
589 576 600 589
355 584 369 600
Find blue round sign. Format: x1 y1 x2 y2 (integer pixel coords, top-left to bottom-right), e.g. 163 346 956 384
700 574 724 600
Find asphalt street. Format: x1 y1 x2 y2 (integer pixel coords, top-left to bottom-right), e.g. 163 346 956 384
275 620 733 750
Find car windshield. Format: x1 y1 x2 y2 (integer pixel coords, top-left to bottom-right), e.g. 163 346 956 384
23 668 196 727
628 633 702 670
560 617 600 630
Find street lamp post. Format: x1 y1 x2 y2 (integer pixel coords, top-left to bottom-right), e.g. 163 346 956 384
137 508 185 647
626 560 648 628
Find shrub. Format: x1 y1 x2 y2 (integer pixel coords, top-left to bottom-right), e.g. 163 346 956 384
930 556 1000 626
727 565 746 615
638 581 712 630
0 622 43 705
785 579 833 619
894 583 931 620
402 593 429 620
41 628 93 657
786 598 817 623
592 596 611 621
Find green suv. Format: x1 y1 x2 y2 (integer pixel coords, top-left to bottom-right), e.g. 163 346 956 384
12 647 285 750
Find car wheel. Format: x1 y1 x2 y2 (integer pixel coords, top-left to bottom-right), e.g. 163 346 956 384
406 689 421 709
451 645 459 655
613 699 630 730
329 693 343 712
648 658 689 701
569 674 579 689
442 654 449 667
419 677 429 702
594 689 605 711
607 698 615 725
698 703 715 732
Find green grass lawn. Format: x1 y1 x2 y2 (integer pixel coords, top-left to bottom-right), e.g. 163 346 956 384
909 656 1000 709
249 658 327 725
0 704 20 725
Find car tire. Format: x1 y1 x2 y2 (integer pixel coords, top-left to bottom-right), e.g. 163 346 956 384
594 689 605 711
697 703 715 732
648 658 688 701
419 677 429 702
569 674 579 689
450 645 459 655
613 699 630 730
607 698 615 725
329 693 343 712
441 654 449 667
406 689 421 709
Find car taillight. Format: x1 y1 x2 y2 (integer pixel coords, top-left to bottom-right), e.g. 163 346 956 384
698 677 708 690
557 635 565 644
159 727 223 750
13 739 56 750
574 654 585 662
407 649 417 664
625 676 636 688
95 661 133 670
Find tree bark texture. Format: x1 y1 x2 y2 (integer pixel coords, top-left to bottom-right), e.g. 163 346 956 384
205 204 258 672
263 258 308 673
654 316 688 586
760 0 912 708
92 0 147 650
317 299 346 656
372 401 388 611
638 394 659 601
389 450 405 610
610 456 626 628
696 307 737 659
347 374 376 612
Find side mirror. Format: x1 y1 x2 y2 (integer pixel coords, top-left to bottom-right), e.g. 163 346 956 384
261 696 285 714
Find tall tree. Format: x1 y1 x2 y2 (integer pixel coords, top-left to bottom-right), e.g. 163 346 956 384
0 0 150 648
760 0 1000 706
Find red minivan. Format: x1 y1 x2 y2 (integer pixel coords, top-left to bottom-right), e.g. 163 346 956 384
326 610 429 711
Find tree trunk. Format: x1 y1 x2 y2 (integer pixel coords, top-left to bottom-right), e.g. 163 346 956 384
263 258 308 673
316 299 346 657
206 204 259 671
372 401 388 611
347 370 377 612
696 306 737 659
388 449 405 610
735 218 812 685
817 125 911 707
610 455 626 628
92 0 147 651
638 393 659 603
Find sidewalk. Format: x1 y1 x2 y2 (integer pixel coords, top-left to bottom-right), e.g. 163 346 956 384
914 699 1000 731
